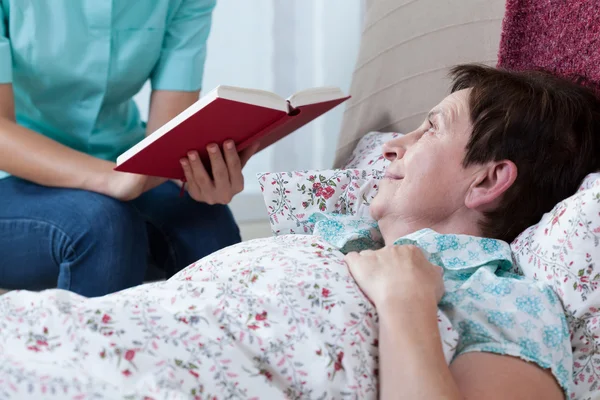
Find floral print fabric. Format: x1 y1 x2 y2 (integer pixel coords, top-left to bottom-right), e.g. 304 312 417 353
0 235 376 399
0 229 451 399
511 172 600 399
257 132 402 236
258 169 382 236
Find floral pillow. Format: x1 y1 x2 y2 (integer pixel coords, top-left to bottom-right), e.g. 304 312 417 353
258 132 400 236
510 172 600 399
258 169 383 235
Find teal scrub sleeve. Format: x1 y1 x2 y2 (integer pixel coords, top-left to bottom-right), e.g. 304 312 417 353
150 0 216 92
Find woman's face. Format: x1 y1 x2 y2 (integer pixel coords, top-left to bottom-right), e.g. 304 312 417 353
370 89 481 236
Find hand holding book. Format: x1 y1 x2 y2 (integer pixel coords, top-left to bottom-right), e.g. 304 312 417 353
101 139 256 203
179 140 259 205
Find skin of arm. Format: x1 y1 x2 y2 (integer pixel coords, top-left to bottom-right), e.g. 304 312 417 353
0 83 140 197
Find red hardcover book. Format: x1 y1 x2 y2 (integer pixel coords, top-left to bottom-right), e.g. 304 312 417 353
114 86 350 180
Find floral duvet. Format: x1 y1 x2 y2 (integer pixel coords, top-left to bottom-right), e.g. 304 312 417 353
0 235 456 399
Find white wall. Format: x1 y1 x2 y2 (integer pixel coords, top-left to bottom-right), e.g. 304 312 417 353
135 0 363 222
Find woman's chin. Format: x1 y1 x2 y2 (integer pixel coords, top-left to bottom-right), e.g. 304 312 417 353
369 197 385 221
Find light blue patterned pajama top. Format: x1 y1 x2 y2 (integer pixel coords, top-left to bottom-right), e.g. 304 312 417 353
309 213 573 398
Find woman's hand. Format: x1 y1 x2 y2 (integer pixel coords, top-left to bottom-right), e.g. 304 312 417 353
179 140 259 205
344 245 445 308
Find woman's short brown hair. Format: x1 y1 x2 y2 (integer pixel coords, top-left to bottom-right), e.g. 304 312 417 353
450 64 600 242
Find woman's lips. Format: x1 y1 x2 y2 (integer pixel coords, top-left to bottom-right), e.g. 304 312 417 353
383 172 403 180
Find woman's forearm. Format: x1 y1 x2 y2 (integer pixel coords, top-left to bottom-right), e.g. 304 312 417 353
0 117 114 191
377 296 462 400
0 84 115 192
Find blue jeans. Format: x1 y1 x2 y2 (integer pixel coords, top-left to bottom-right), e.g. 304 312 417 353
0 177 241 297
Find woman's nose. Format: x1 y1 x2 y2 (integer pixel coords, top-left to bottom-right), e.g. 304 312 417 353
382 137 407 161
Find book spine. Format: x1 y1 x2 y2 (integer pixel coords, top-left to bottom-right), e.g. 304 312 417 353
286 100 300 116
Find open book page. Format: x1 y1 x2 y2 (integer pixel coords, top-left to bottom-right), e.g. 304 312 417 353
287 86 347 108
218 85 346 111
217 86 288 112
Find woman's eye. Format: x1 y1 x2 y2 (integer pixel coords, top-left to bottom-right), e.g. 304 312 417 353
426 117 441 134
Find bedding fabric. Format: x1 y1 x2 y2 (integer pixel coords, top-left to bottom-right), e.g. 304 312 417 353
257 132 401 236
258 168 382 236
511 173 600 399
0 233 454 399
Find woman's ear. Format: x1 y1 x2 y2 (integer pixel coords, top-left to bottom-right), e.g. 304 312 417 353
465 160 517 211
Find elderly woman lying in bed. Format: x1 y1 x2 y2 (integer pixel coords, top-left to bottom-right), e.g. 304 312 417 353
1 64 599 399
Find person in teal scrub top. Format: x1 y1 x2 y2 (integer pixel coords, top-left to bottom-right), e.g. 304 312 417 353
0 0 256 296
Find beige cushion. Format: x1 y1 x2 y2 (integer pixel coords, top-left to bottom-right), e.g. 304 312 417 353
334 0 504 167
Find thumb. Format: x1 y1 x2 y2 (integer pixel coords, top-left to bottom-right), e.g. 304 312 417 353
345 253 362 279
